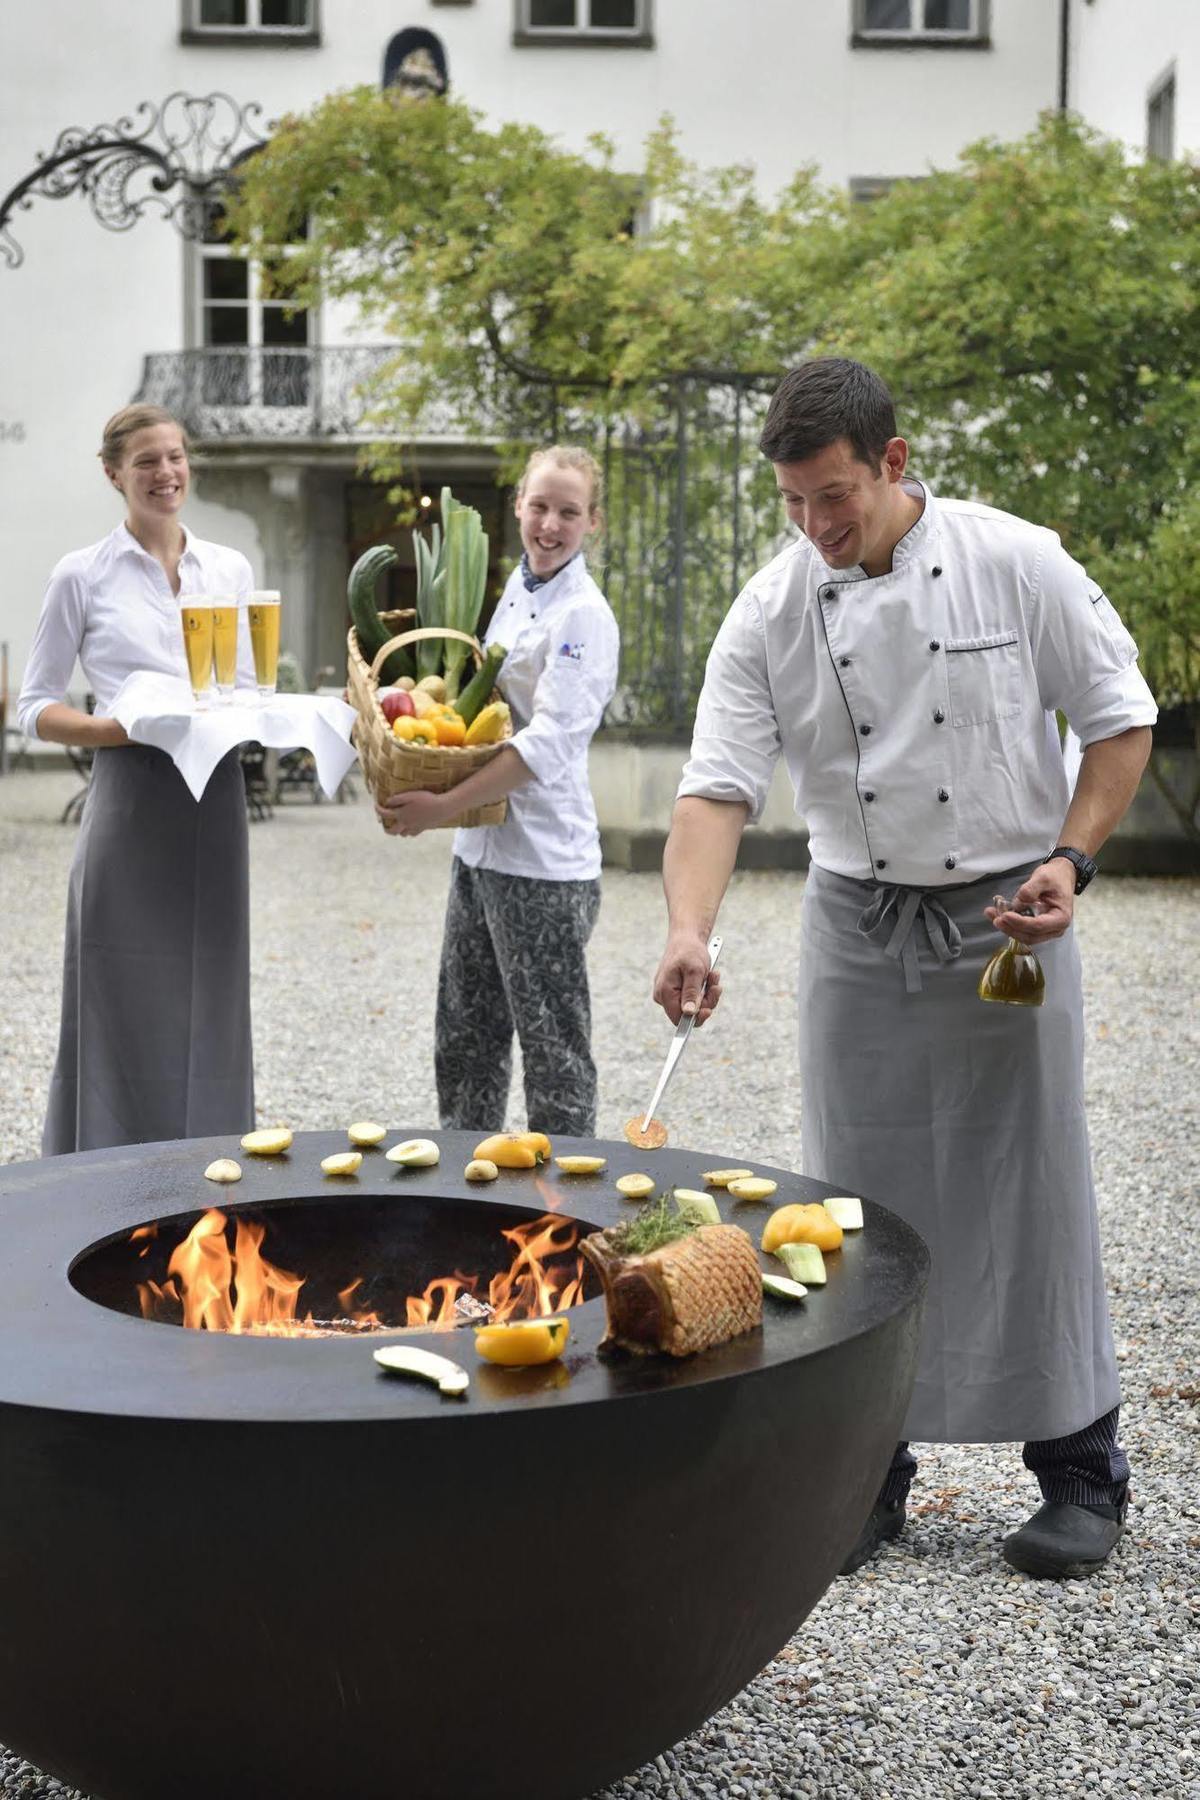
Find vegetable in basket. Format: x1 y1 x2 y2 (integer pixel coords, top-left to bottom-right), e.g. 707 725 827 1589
413 487 490 698
347 544 414 685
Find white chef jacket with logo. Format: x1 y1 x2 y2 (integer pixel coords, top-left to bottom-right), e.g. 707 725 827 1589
18 524 256 737
678 483 1157 887
453 556 620 881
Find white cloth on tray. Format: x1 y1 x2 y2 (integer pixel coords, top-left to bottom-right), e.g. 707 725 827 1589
108 671 358 802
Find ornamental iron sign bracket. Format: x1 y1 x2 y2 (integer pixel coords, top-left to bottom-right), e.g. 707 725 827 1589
0 92 269 270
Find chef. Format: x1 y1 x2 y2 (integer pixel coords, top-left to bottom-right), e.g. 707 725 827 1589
652 357 1156 1580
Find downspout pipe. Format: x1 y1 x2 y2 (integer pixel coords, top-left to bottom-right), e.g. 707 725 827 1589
1058 0 1070 111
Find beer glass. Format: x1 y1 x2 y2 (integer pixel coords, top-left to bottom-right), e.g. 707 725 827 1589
210 594 240 701
180 600 215 709
247 590 281 697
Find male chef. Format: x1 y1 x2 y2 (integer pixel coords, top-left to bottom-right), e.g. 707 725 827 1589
653 357 1156 1579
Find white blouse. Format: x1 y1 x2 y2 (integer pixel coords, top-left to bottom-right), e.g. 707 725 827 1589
18 524 256 738
678 483 1158 888
453 556 620 881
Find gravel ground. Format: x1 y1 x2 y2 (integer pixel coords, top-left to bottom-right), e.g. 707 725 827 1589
1 767 1197 1800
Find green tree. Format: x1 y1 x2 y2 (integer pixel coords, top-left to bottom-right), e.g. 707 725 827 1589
230 103 1199 824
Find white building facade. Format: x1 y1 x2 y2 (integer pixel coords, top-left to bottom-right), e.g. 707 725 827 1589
0 0 1091 698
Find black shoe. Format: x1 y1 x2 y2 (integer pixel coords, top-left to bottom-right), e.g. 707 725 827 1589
838 1499 906 1576
1002 1498 1128 1579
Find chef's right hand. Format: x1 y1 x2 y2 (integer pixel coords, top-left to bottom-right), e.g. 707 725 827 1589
653 931 724 1028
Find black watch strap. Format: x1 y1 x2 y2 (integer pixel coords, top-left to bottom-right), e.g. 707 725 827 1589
1043 846 1097 894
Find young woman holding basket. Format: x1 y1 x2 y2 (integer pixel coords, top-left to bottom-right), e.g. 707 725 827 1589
18 404 257 1154
379 446 619 1136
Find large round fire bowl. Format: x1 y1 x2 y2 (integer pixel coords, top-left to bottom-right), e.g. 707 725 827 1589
0 1132 927 1800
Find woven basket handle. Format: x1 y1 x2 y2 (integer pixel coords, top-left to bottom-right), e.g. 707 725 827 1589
368 626 484 686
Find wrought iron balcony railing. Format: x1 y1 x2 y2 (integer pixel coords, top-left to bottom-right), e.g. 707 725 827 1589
133 346 482 442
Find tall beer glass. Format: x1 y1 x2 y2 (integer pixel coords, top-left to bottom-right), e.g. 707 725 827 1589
210 595 240 701
247 591 281 697
180 600 214 708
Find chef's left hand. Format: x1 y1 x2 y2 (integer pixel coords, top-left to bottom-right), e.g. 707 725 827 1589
984 858 1076 944
378 790 450 837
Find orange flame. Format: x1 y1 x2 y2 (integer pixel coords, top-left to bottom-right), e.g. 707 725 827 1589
131 1209 587 1336
406 1214 586 1329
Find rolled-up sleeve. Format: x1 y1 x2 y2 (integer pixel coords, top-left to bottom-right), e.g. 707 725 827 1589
509 601 620 786
1029 540 1158 745
17 560 86 739
677 590 781 822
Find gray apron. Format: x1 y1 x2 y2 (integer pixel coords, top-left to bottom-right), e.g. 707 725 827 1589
799 860 1120 1444
43 743 255 1154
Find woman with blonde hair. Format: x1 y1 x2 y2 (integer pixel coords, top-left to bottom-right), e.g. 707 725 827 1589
18 403 257 1153
380 445 619 1136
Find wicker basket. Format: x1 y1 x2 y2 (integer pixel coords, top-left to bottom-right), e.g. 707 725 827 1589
346 623 510 829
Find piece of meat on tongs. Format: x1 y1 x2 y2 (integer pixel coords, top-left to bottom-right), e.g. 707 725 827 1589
580 1222 762 1357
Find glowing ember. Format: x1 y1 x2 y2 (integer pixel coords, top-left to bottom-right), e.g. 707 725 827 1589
134 1210 586 1337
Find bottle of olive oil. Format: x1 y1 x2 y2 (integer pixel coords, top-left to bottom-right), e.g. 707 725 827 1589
978 896 1046 1008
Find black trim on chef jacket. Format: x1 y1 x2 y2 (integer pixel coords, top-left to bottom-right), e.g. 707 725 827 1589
816 578 881 875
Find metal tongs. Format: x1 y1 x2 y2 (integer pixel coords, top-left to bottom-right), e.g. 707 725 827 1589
639 934 723 1132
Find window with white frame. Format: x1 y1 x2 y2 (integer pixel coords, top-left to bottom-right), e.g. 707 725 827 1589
183 0 318 39
195 207 311 410
1147 70 1176 161
516 0 651 44
853 0 988 44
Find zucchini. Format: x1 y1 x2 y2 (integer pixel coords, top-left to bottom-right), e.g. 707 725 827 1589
455 643 506 725
348 544 414 684
775 1241 826 1286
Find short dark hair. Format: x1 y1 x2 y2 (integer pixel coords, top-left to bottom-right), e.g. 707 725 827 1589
758 358 897 468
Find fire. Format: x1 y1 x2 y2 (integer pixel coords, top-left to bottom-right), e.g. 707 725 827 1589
406 1214 586 1330
134 1210 586 1337
138 1208 309 1335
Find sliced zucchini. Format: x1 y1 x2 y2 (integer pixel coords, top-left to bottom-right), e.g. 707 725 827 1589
823 1195 864 1231
373 1345 469 1396
762 1273 808 1302
776 1240 827 1286
674 1188 721 1226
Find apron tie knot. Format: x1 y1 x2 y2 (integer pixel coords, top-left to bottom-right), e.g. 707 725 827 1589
856 885 963 994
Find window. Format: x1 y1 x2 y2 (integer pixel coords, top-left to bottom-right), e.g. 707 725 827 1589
1147 69 1176 161
515 0 652 47
853 0 988 46
182 0 319 43
195 208 310 410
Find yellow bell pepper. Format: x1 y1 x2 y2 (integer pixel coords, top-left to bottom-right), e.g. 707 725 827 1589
392 715 439 746
433 712 467 747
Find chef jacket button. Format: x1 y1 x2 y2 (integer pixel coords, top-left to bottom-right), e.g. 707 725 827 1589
932 708 945 724
938 787 950 802
820 585 835 600
876 859 888 869
859 722 872 736
839 656 851 667
863 790 876 802
945 856 956 869
929 639 941 651
932 565 943 578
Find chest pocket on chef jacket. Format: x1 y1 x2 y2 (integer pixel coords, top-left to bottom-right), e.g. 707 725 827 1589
944 630 1021 727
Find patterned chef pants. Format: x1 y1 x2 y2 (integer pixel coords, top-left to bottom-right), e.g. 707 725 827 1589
878 1407 1131 1508
436 858 602 1136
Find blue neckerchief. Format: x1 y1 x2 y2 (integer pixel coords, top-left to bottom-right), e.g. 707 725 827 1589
520 550 579 592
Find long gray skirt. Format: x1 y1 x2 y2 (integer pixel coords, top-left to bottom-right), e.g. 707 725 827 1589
43 743 255 1154
799 861 1120 1445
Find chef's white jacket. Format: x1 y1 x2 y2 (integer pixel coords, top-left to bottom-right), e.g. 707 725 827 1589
678 482 1157 888
18 524 256 737
453 556 619 881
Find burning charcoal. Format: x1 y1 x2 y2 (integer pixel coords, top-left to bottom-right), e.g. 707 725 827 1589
453 1293 495 1324
580 1217 762 1358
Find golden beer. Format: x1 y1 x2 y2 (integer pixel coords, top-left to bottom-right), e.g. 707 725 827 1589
211 598 239 696
247 591 281 696
180 602 214 705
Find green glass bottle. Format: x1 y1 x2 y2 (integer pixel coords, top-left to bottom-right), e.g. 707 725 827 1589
978 896 1045 1007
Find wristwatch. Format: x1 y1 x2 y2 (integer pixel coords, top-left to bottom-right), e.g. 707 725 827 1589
1042 846 1098 894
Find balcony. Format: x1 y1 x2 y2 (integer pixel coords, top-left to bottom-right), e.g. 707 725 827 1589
133 347 485 444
